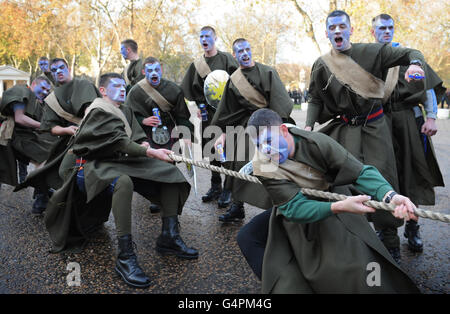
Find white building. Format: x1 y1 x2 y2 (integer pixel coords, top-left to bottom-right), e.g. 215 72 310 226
0 65 30 97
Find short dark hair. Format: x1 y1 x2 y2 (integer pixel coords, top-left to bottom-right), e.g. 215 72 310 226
98 73 124 88
200 26 216 36
326 10 351 26
247 109 283 138
143 56 160 66
121 39 138 53
39 56 49 61
232 38 248 50
50 58 68 67
33 75 51 85
372 14 394 28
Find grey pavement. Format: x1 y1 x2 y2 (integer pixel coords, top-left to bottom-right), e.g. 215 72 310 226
0 109 448 293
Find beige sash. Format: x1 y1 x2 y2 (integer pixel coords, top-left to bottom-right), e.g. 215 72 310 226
44 92 81 125
252 150 330 191
193 56 212 79
83 98 132 138
137 79 173 112
321 49 385 99
0 115 15 146
383 66 400 103
230 68 268 108
123 62 131 86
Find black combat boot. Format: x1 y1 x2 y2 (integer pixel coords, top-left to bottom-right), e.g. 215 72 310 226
387 247 401 264
202 182 222 202
404 220 423 252
18 161 28 184
156 216 199 259
149 204 161 214
217 189 232 208
115 234 151 288
219 201 245 223
31 189 49 215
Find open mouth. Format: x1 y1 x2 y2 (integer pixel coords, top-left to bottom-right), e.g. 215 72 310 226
151 76 159 83
202 43 209 49
334 36 343 46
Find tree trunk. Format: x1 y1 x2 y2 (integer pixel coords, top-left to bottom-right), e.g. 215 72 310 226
290 0 323 55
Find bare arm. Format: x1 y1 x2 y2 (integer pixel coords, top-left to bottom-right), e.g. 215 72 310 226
14 109 41 129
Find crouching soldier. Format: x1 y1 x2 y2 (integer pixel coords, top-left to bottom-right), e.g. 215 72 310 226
45 73 198 289
237 108 419 293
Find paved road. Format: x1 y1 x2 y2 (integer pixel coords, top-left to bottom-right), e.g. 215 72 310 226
0 109 448 293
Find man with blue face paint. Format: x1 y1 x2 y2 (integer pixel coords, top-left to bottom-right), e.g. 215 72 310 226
0 76 56 214
33 56 56 86
235 108 419 293
305 10 430 263
181 26 239 208
120 39 144 92
371 14 446 254
126 57 193 213
16 58 102 211
211 38 295 223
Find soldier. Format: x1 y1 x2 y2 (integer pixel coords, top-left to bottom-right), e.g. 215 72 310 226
181 26 239 209
212 38 294 223
126 56 194 213
304 10 427 263
45 73 198 288
238 108 419 293
0 76 54 214
371 13 445 253
120 39 145 92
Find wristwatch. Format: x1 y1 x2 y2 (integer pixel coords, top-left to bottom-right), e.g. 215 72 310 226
410 59 423 67
384 191 398 203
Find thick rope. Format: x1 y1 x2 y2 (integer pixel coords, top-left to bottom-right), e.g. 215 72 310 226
169 153 450 224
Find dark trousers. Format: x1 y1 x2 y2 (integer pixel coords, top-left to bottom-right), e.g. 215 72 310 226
236 208 272 280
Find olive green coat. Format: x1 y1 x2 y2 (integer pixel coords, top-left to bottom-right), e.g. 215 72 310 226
123 58 145 91
385 64 445 205
0 85 55 164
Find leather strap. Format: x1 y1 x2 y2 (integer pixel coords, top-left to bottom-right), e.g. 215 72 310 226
83 98 132 138
137 79 173 112
193 55 212 79
44 92 81 125
230 68 268 108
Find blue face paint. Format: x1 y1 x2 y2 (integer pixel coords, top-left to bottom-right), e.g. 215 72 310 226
256 128 292 164
374 18 394 43
106 78 126 103
234 41 253 68
326 15 352 51
120 44 128 59
33 80 52 101
50 61 70 83
145 63 162 87
199 30 215 52
39 60 49 72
